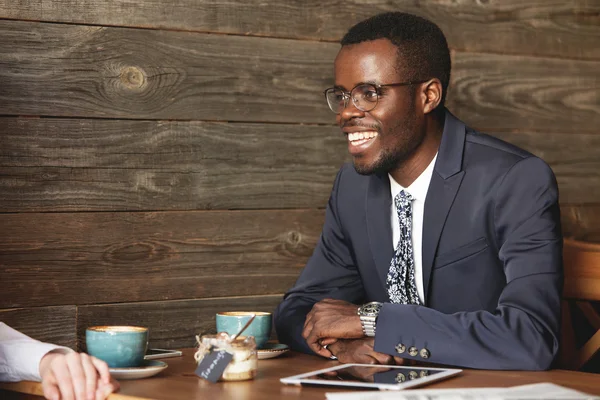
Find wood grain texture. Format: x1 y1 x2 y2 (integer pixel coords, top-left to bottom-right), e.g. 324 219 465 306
76 295 282 350
0 0 598 60
0 20 337 123
1 20 598 134
0 306 77 348
0 118 345 212
447 52 600 135
0 119 345 169
1 205 598 309
1 119 599 211
4 351 600 399
563 238 600 301
0 210 323 308
562 205 600 243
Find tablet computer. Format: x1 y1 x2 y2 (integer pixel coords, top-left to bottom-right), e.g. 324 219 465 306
280 363 462 391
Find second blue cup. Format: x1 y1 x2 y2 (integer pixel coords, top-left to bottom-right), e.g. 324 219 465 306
216 311 272 349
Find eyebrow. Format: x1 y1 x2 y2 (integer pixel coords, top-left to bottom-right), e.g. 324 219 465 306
333 80 380 91
362 80 379 86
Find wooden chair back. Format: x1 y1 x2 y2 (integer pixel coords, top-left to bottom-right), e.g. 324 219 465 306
559 238 600 370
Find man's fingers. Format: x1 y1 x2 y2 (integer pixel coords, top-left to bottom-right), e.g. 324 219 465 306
357 354 378 364
80 353 99 400
363 338 393 365
306 330 327 355
393 356 407 365
307 337 321 354
307 338 332 358
65 352 87 400
301 322 310 339
369 351 394 365
320 337 338 346
303 310 314 328
302 311 315 339
90 356 111 385
315 347 333 358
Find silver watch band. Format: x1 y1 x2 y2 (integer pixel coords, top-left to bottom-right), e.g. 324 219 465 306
358 301 382 337
360 316 377 336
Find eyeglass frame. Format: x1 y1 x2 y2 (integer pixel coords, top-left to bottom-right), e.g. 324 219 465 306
323 79 430 114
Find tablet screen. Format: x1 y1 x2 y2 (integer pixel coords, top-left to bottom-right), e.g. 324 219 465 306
305 365 443 384
280 363 462 390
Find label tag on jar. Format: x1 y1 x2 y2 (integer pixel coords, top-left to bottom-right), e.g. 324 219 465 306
195 348 234 383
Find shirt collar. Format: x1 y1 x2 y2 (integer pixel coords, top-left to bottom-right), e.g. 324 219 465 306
389 153 438 202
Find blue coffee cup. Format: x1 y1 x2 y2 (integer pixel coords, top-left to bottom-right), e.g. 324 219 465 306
216 312 272 349
86 326 148 368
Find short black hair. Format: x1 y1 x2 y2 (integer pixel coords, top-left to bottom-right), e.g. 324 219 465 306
341 12 451 107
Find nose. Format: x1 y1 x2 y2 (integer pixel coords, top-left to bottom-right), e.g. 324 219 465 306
339 98 365 123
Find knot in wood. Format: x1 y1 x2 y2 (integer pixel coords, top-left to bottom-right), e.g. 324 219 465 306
286 231 302 246
120 66 146 89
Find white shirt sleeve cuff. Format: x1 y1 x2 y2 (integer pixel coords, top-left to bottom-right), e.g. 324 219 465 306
0 339 73 382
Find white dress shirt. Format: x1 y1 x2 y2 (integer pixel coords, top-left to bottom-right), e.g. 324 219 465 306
0 322 72 382
389 154 437 305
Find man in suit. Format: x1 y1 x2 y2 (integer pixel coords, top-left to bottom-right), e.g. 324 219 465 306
274 12 562 370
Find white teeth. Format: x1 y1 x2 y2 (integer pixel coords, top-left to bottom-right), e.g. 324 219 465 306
348 131 378 143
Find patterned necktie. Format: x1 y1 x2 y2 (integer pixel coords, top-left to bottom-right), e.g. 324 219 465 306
386 190 421 305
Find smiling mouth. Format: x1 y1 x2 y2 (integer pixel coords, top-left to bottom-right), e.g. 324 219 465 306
347 131 378 146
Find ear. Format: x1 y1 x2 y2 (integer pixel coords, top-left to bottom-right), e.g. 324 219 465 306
421 79 443 115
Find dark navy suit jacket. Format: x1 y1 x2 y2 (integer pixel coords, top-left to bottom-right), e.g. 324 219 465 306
274 110 563 370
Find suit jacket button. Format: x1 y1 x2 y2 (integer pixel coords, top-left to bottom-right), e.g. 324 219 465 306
408 370 418 380
395 373 406 383
408 346 418 357
395 343 406 354
420 348 430 359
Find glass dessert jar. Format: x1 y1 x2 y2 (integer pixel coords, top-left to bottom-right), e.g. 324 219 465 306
195 333 257 381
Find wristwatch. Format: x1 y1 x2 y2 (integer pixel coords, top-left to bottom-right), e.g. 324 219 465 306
358 301 383 337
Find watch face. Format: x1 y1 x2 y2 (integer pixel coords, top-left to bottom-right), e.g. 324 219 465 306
361 302 382 315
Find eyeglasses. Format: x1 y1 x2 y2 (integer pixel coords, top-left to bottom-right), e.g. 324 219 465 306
323 80 429 114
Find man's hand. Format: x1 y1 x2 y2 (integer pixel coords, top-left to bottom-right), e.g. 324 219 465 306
327 338 396 365
302 299 364 357
39 351 120 400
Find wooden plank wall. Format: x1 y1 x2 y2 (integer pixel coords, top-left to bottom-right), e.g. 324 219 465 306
1 1 599 350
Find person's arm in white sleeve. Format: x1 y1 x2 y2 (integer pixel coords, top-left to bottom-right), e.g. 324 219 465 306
0 322 72 382
1 322 120 400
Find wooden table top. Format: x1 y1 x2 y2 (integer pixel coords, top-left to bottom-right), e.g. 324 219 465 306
2 348 599 399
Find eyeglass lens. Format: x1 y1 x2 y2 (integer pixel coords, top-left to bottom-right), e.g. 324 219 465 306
325 84 379 113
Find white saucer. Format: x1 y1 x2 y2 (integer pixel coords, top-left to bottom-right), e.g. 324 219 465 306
109 360 168 380
257 343 289 360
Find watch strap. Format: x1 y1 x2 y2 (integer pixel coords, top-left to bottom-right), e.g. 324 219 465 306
360 315 377 336
358 302 381 337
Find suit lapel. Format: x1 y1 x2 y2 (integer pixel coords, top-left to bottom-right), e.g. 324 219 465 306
366 173 394 295
422 111 467 302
